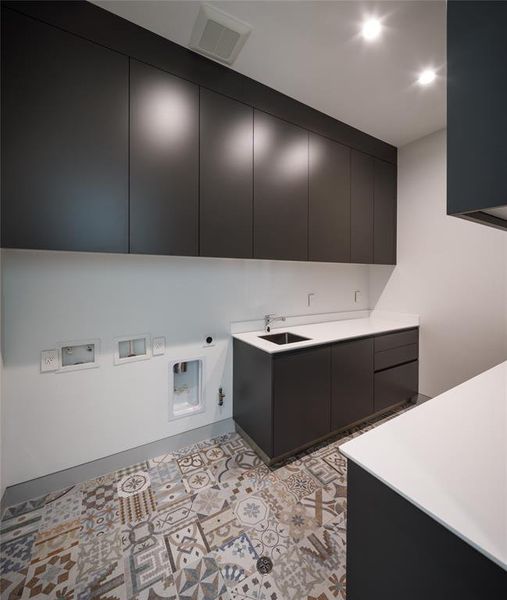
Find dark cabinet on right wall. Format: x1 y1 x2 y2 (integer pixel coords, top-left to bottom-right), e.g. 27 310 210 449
447 1 507 230
350 151 397 265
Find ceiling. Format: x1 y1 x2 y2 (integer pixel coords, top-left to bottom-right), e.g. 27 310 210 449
92 1 446 147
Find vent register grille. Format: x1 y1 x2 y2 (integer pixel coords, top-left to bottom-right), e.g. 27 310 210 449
189 4 252 64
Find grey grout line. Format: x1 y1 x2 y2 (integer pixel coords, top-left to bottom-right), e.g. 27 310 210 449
1 418 235 513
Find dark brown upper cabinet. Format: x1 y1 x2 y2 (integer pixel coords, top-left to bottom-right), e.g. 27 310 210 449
374 159 397 265
350 150 374 264
309 134 351 262
200 89 253 258
130 59 199 256
1 9 129 253
253 111 309 261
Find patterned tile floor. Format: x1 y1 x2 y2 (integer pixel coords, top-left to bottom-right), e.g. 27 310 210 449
0 405 410 600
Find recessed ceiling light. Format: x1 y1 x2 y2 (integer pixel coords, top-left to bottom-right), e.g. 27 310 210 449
361 18 382 41
418 69 436 85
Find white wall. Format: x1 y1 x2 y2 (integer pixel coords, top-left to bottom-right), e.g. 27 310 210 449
370 129 507 397
1 251 370 486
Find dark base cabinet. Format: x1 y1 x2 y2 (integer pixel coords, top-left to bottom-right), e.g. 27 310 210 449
273 346 331 457
233 327 419 463
347 462 507 600
331 338 374 431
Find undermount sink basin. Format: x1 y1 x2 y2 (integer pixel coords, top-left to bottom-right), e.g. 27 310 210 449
258 332 311 345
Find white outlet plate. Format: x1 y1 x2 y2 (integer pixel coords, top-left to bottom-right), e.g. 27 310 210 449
41 349 59 373
153 336 166 356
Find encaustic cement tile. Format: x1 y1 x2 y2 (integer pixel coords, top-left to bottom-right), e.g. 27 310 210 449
124 537 172 598
191 485 230 521
164 519 211 573
75 528 122 588
228 571 282 600
213 533 259 589
200 508 244 552
0 507 43 575
182 469 217 494
0 568 28 600
174 555 227 600
75 560 126 600
31 518 81 563
21 545 79 600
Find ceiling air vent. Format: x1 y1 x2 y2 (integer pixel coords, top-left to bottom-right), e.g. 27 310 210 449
189 4 252 65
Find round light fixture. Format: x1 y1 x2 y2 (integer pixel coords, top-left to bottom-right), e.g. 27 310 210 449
418 69 436 85
361 18 382 41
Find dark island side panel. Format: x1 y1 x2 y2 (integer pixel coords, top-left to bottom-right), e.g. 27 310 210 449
347 462 506 600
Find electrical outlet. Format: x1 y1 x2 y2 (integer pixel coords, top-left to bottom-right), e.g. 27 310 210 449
153 336 166 356
354 290 361 303
41 349 59 373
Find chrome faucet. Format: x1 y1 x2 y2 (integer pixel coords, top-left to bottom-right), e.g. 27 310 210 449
264 314 286 333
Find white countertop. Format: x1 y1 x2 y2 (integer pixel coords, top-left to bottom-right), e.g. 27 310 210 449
232 313 419 353
341 361 507 570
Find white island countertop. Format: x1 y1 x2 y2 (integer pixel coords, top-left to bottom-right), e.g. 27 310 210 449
232 312 419 354
341 361 507 571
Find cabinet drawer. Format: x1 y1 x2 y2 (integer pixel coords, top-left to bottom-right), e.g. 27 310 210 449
374 328 418 352
375 343 418 371
374 361 418 412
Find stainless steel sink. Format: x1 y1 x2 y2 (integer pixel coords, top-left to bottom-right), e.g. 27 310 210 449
258 332 310 345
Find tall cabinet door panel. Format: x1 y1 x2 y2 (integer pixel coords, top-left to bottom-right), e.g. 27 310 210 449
200 89 253 258
253 111 309 260
309 134 351 262
130 59 199 256
374 159 397 265
350 150 374 263
1 9 128 252
331 338 374 430
273 346 331 457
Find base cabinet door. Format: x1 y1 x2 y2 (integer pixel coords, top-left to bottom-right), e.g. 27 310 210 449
375 361 418 412
331 338 374 430
273 346 331 457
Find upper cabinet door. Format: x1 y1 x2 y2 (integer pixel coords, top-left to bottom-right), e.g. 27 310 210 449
200 89 253 258
350 150 374 264
309 134 351 262
253 111 309 261
1 9 128 253
373 159 397 265
130 60 199 256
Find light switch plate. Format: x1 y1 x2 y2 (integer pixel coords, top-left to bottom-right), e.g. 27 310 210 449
41 349 59 373
153 336 166 356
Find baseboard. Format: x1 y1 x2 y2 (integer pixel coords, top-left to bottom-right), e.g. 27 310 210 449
1 418 234 513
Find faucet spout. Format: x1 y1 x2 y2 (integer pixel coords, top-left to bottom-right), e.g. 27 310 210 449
264 314 286 333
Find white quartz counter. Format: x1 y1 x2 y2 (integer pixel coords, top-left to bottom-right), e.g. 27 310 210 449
232 313 419 354
341 361 507 570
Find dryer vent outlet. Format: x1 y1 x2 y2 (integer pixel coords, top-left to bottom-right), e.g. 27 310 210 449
189 4 252 65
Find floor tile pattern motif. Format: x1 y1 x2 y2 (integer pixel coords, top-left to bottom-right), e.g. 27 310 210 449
1 406 409 599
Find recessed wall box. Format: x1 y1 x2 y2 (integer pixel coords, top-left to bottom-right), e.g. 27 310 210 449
58 339 99 372
169 358 205 420
114 334 151 365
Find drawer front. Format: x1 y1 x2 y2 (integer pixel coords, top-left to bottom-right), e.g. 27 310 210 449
374 361 418 412
375 343 418 371
374 328 418 352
